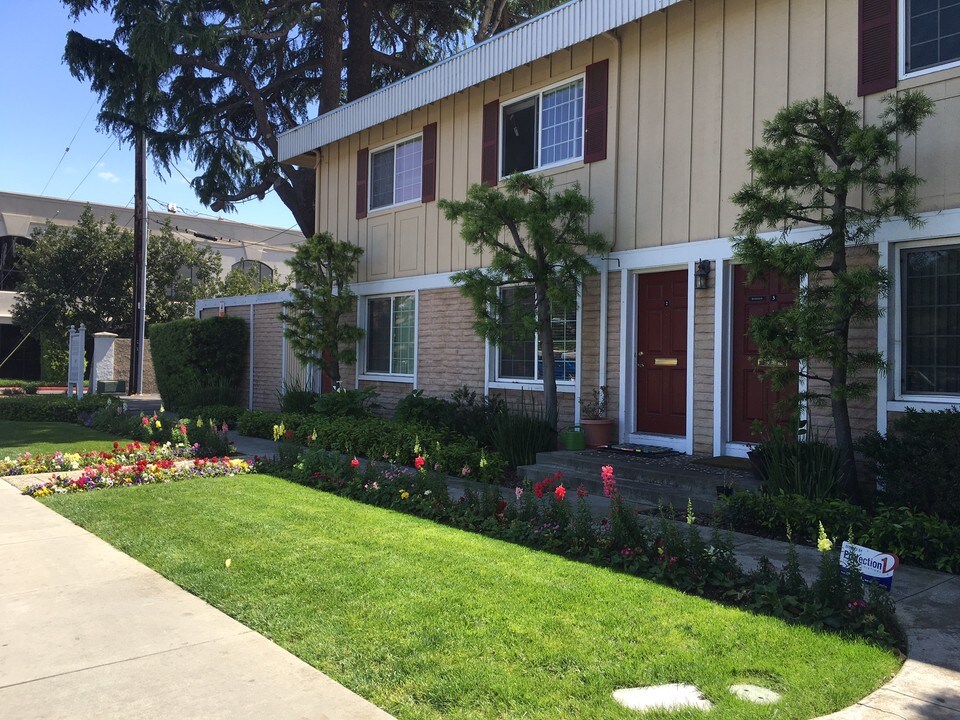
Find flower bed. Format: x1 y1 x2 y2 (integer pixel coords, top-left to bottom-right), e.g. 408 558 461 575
270 448 902 649
1 441 196 477
23 456 253 497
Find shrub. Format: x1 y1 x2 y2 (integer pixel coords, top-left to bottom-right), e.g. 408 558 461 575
0 394 110 423
39 336 70 384
394 387 504 445
753 422 845 500
715 490 960 574
488 406 555 468
149 316 247 410
183 404 244 428
858 408 960 522
279 389 320 414
236 410 289 438
0 379 43 394
312 386 379 418
394 391 457 428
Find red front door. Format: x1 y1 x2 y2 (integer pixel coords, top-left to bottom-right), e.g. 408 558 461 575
635 270 688 437
730 265 797 442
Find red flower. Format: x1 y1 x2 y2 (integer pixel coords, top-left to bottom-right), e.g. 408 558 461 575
113 441 119 450
178 423 188 437
496 500 507 514
350 457 360 469
576 484 588 499
284 430 294 440
533 481 545 499
414 455 425 470
554 484 566 501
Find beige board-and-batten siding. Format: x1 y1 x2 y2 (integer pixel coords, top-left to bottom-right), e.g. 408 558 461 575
199 300 303 412
312 0 960 278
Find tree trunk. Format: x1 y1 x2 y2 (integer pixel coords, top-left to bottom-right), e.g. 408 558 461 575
318 0 344 114
275 165 316 237
536 279 558 432
829 234 860 500
346 1 374 102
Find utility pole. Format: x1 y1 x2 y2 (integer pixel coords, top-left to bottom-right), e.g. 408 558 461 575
129 128 148 394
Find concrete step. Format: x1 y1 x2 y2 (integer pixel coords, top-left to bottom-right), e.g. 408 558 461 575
119 394 163 416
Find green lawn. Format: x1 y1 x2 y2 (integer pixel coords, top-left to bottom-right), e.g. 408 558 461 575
0 421 134 456
42 474 900 720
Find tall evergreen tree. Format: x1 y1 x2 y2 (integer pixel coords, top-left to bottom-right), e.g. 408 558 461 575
732 91 934 497
62 1 563 236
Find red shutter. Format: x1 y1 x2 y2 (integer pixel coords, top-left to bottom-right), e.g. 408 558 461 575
481 99 500 187
583 59 609 164
356 147 369 219
421 122 438 203
859 0 898 96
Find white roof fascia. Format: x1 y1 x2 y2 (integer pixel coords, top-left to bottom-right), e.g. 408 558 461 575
278 0 683 161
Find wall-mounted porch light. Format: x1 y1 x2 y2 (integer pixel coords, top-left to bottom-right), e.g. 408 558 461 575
694 259 712 290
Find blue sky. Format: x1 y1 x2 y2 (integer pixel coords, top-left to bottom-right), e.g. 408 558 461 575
0 0 298 230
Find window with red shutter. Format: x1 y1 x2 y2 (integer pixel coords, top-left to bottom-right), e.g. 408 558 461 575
481 100 500 187
583 59 609 164
356 147 369 219
421 122 437 203
903 0 960 75
859 0 897 95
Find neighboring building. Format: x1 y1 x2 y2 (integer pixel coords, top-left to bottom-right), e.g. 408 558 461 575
227 0 958 452
0 190 301 380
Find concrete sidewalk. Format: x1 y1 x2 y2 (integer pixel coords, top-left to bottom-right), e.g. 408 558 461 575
0 480 395 720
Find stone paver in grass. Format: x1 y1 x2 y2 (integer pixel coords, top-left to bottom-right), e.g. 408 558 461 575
728 684 781 704
612 684 713 712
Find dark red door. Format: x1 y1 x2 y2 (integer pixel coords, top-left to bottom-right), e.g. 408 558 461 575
730 265 797 442
635 270 687 436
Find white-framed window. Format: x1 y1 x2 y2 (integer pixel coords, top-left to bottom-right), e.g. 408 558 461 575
369 135 423 211
496 286 577 383
364 294 416 376
501 77 584 177
899 244 960 396
903 0 960 76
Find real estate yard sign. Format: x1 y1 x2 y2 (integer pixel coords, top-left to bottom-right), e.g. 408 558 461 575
840 541 899 591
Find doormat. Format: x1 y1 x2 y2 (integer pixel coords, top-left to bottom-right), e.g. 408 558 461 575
600 443 680 458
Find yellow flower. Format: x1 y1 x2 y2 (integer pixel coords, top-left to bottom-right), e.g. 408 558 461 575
224 558 232 568
155 420 162 429
196 418 203 428
817 521 833 552
400 491 410 500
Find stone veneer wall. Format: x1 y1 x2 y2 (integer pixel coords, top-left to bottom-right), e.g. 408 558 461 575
113 338 158 394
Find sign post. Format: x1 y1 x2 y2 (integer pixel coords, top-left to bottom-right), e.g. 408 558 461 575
67 324 86 399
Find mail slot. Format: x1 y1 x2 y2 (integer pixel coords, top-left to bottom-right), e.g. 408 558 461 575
654 358 678 366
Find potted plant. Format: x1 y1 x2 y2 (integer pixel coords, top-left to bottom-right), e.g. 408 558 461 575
580 386 615 448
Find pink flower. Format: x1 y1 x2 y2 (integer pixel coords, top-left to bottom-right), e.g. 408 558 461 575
141 416 149 426
515 486 523 500
414 456 425 471
221 422 229 433
461 466 471 477
601 465 617 498
576 484 588 499
554 484 566 501
620 547 634 557
350 457 360 469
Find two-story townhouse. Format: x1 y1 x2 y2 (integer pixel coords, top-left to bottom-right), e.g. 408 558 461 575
266 0 960 455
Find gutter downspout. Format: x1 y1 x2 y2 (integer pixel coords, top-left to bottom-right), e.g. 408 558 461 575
600 30 621 437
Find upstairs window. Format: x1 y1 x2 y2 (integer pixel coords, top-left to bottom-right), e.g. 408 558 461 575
901 246 960 395
231 259 275 283
905 0 960 74
501 78 584 176
369 136 423 211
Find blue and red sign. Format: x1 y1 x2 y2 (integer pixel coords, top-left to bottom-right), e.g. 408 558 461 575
840 541 899 591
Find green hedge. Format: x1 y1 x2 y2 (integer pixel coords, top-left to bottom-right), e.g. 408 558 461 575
150 316 247 410
237 409 506 483
0 394 110 423
715 491 960 574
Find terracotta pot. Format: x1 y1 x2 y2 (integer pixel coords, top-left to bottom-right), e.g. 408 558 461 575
580 418 614 448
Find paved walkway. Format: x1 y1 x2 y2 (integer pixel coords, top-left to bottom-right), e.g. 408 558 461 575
0 479 395 720
3 433 958 718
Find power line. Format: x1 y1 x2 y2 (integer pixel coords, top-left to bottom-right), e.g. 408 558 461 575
65 141 114 201
39 98 98 197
